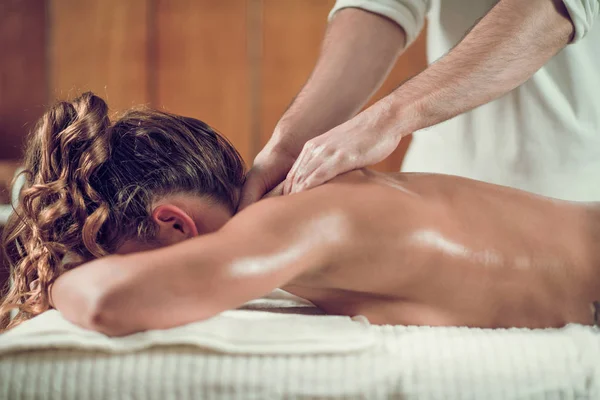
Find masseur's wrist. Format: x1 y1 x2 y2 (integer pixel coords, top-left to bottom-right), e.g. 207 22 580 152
255 133 299 174
270 122 319 159
382 87 428 139
359 95 421 143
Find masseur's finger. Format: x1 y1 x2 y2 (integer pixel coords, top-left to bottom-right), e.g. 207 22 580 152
239 146 298 211
290 155 350 194
288 152 327 194
287 141 341 194
283 145 310 195
283 147 307 195
284 142 323 195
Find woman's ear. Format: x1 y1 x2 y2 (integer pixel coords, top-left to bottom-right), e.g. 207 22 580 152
152 204 199 246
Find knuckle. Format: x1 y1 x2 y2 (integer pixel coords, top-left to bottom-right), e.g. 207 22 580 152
313 170 327 181
332 150 346 162
299 180 311 192
323 146 335 157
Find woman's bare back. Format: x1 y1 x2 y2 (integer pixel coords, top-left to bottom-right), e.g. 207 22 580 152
275 169 600 328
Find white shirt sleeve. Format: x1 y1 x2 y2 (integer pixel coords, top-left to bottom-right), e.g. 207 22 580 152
328 0 430 47
561 0 599 42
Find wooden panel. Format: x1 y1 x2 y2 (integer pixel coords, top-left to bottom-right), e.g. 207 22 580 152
0 226 7 300
0 0 47 160
260 0 335 149
155 0 252 163
49 0 149 111
260 0 427 172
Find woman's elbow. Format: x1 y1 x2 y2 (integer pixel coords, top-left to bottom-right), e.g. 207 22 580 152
85 295 136 336
52 259 139 336
53 280 126 335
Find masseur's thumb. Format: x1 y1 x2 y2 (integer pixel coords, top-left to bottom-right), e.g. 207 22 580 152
238 167 272 212
237 144 298 212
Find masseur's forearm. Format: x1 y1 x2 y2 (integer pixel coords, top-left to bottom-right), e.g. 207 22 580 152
373 0 574 136
273 8 406 154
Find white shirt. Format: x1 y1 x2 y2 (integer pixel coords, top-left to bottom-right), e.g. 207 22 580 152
329 0 600 201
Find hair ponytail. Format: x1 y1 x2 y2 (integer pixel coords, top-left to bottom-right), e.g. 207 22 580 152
1 92 113 330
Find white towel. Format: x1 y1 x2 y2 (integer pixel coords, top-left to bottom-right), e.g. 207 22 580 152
0 290 374 356
2 317 599 399
2 288 600 399
238 288 323 313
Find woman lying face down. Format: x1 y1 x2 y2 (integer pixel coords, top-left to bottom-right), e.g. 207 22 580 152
2 92 599 335
0 92 245 330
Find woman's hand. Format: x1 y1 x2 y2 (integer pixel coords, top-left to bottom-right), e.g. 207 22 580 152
283 108 402 195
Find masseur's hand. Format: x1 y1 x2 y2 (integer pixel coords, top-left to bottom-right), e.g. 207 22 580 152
238 141 297 211
283 107 402 194
237 9 407 210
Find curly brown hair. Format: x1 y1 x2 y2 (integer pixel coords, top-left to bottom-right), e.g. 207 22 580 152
0 92 245 330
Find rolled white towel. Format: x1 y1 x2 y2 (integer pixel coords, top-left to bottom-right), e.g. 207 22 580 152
0 307 374 356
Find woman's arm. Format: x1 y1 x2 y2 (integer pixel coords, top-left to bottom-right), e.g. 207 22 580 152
52 200 337 336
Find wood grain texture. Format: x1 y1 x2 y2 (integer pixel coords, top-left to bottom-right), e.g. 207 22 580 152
260 0 427 172
49 0 149 111
259 0 335 148
155 0 252 163
0 0 47 160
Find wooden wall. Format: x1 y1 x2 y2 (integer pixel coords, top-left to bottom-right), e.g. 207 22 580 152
0 0 47 159
0 0 426 168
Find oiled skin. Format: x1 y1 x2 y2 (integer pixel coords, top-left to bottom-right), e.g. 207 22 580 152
53 170 600 335
271 170 600 328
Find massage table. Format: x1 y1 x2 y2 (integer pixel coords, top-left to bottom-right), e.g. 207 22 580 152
1 290 599 399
